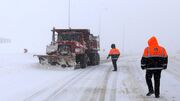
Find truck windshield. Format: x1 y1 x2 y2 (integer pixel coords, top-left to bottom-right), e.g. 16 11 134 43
58 33 80 41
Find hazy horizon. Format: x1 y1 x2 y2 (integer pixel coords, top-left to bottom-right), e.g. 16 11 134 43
0 0 180 55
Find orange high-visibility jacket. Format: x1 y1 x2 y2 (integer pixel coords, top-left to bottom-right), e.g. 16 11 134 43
143 36 167 57
109 48 120 55
108 48 120 60
141 36 168 70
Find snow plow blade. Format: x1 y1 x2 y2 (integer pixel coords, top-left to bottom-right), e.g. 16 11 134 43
33 55 77 69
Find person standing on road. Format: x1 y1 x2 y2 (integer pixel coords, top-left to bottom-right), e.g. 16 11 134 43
141 36 168 98
107 44 120 71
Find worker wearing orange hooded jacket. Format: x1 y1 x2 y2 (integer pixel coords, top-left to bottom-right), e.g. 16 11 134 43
141 36 168 98
107 44 120 71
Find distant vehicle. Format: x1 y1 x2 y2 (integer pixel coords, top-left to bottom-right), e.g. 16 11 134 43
34 27 100 69
0 37 11 44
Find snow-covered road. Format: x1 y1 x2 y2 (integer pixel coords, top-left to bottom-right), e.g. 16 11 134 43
0 53 180 101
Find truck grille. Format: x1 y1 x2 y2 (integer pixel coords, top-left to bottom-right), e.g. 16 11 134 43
58 45 71 55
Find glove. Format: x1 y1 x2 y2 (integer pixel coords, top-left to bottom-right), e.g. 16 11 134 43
141 66 145 70
141 64 146 70
107 56 110 59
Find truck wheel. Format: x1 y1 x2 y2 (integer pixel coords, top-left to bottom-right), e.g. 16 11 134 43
80 54 88 68
89 53 95 65
96 53 100 65
89 53 99 66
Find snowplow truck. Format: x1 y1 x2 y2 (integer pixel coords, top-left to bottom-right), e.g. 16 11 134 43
34 28 100 69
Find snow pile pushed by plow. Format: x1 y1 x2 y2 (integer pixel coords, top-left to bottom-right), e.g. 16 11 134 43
0 53 180 101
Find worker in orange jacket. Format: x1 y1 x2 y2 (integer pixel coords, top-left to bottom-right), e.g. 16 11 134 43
141 36 168 98
107 44 120 71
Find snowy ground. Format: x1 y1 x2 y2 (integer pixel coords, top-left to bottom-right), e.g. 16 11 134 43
0 53 180 101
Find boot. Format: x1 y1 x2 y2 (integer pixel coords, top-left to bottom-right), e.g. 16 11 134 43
155 95 160 98
146 91 154 96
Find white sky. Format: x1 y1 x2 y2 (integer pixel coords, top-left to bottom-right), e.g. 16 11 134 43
0 0 180 54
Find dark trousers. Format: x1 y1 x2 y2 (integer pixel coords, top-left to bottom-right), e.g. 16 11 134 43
146 70 162 96
112 59 117 70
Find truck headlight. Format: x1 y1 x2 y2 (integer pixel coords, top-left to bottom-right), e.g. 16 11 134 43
75 48 81 53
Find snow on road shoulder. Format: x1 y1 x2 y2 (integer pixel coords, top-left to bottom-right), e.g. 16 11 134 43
0 53 78 101
0 53 180 101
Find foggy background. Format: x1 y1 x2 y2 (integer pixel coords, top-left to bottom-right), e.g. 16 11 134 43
0 0 180 55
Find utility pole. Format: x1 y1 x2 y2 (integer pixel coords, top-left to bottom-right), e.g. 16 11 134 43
98 12 102 35
122 25 125 54
68 0 71 29
98 12 101 51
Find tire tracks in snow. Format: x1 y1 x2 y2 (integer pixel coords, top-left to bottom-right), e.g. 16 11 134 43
45 66 100 101
24 60 110 101
79 64 111 101
24 71 83 101
98 67 112 101
122 61 146 101
24 67 94 101
109 70 118 101
46 61 111 101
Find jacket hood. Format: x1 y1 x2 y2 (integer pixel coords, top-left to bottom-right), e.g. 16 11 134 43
148 36 159 46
